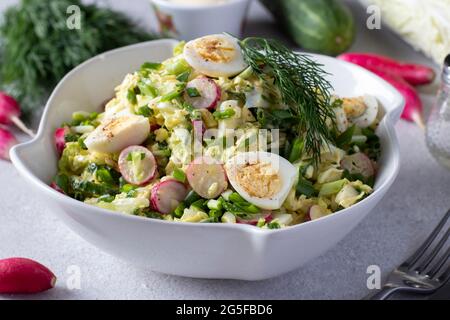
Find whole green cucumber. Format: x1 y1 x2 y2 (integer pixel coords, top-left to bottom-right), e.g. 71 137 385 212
260 0 356 56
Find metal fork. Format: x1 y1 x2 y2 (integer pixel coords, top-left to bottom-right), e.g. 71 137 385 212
369 209 450 300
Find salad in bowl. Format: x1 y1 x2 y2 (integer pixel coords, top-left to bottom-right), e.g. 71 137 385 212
51 34 383 229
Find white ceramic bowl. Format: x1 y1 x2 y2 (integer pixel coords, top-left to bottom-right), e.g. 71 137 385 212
10 39 403 280
150 0 252 40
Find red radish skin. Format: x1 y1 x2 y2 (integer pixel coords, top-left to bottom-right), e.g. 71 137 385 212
338 53 435 86
340 152 374 178
186 156 228 199
0 258 56 294
54 127 70 156
0 92 35 137
237 212 273 225
360 67 424 129
150 124 161 132
118 146 157 186
151 180 188 214
0 127 18 161
50 181 65 194
183 78 221 110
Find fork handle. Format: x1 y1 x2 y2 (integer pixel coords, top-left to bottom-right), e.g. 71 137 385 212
367 285 403 300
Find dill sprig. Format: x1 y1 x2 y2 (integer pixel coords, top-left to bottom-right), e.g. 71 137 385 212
238 37 335 164
0 0 156 120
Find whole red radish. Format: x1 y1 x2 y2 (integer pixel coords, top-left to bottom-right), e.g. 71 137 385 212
338 53 435 86
0 127 18 161
0 257 56 294
368 68 425 128
0 92 35 137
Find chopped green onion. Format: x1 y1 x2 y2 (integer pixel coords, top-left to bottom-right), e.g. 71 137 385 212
318 179 346 196
140 62 161 70
184 190 201 206
186 87 201 97
213 108 235 120
166 58 190 75
228 192 247 204
78 137 87 150
207 199 222 211
54 174 70 194
136 106 153 117
336 125 355 148
176 71 191 82
256 218 266 228
173 167 186 183
160 91 182 102
138 82 158 97
64 133 79 143
208 209 223 221
96 168 114 185
288 137 304 163
127 88 137 105
295 175 316 197
72 111 90 123
173 202 186 218
267 220 281 229
121 184 136 193
89 112 99 120
191 199 207 211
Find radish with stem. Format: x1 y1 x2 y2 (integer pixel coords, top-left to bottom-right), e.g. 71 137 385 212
0 92 35 137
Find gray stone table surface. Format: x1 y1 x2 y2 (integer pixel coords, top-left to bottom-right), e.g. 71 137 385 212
0 0 449 300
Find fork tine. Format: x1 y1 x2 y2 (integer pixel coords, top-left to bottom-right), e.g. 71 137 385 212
437 263 450 284
416 228 450 273
428 247 450 279
401 209 450 270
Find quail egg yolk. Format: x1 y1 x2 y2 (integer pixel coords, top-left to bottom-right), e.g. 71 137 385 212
235 162 282 199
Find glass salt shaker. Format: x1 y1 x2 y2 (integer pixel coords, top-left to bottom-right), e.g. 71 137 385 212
426 54 450 169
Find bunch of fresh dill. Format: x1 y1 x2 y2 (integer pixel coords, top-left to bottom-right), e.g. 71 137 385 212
0 0 157 119
238 37 336 164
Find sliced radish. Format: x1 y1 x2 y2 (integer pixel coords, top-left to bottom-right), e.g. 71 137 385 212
340 152 374 178
186 156 228 199
151 179 188 214
118 146 157 186
0 127 18 161
183 77 221 110
237 212 273 225
308 205 328 221
54 127 70 156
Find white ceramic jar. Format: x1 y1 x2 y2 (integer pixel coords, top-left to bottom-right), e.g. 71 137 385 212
150 0 252 40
